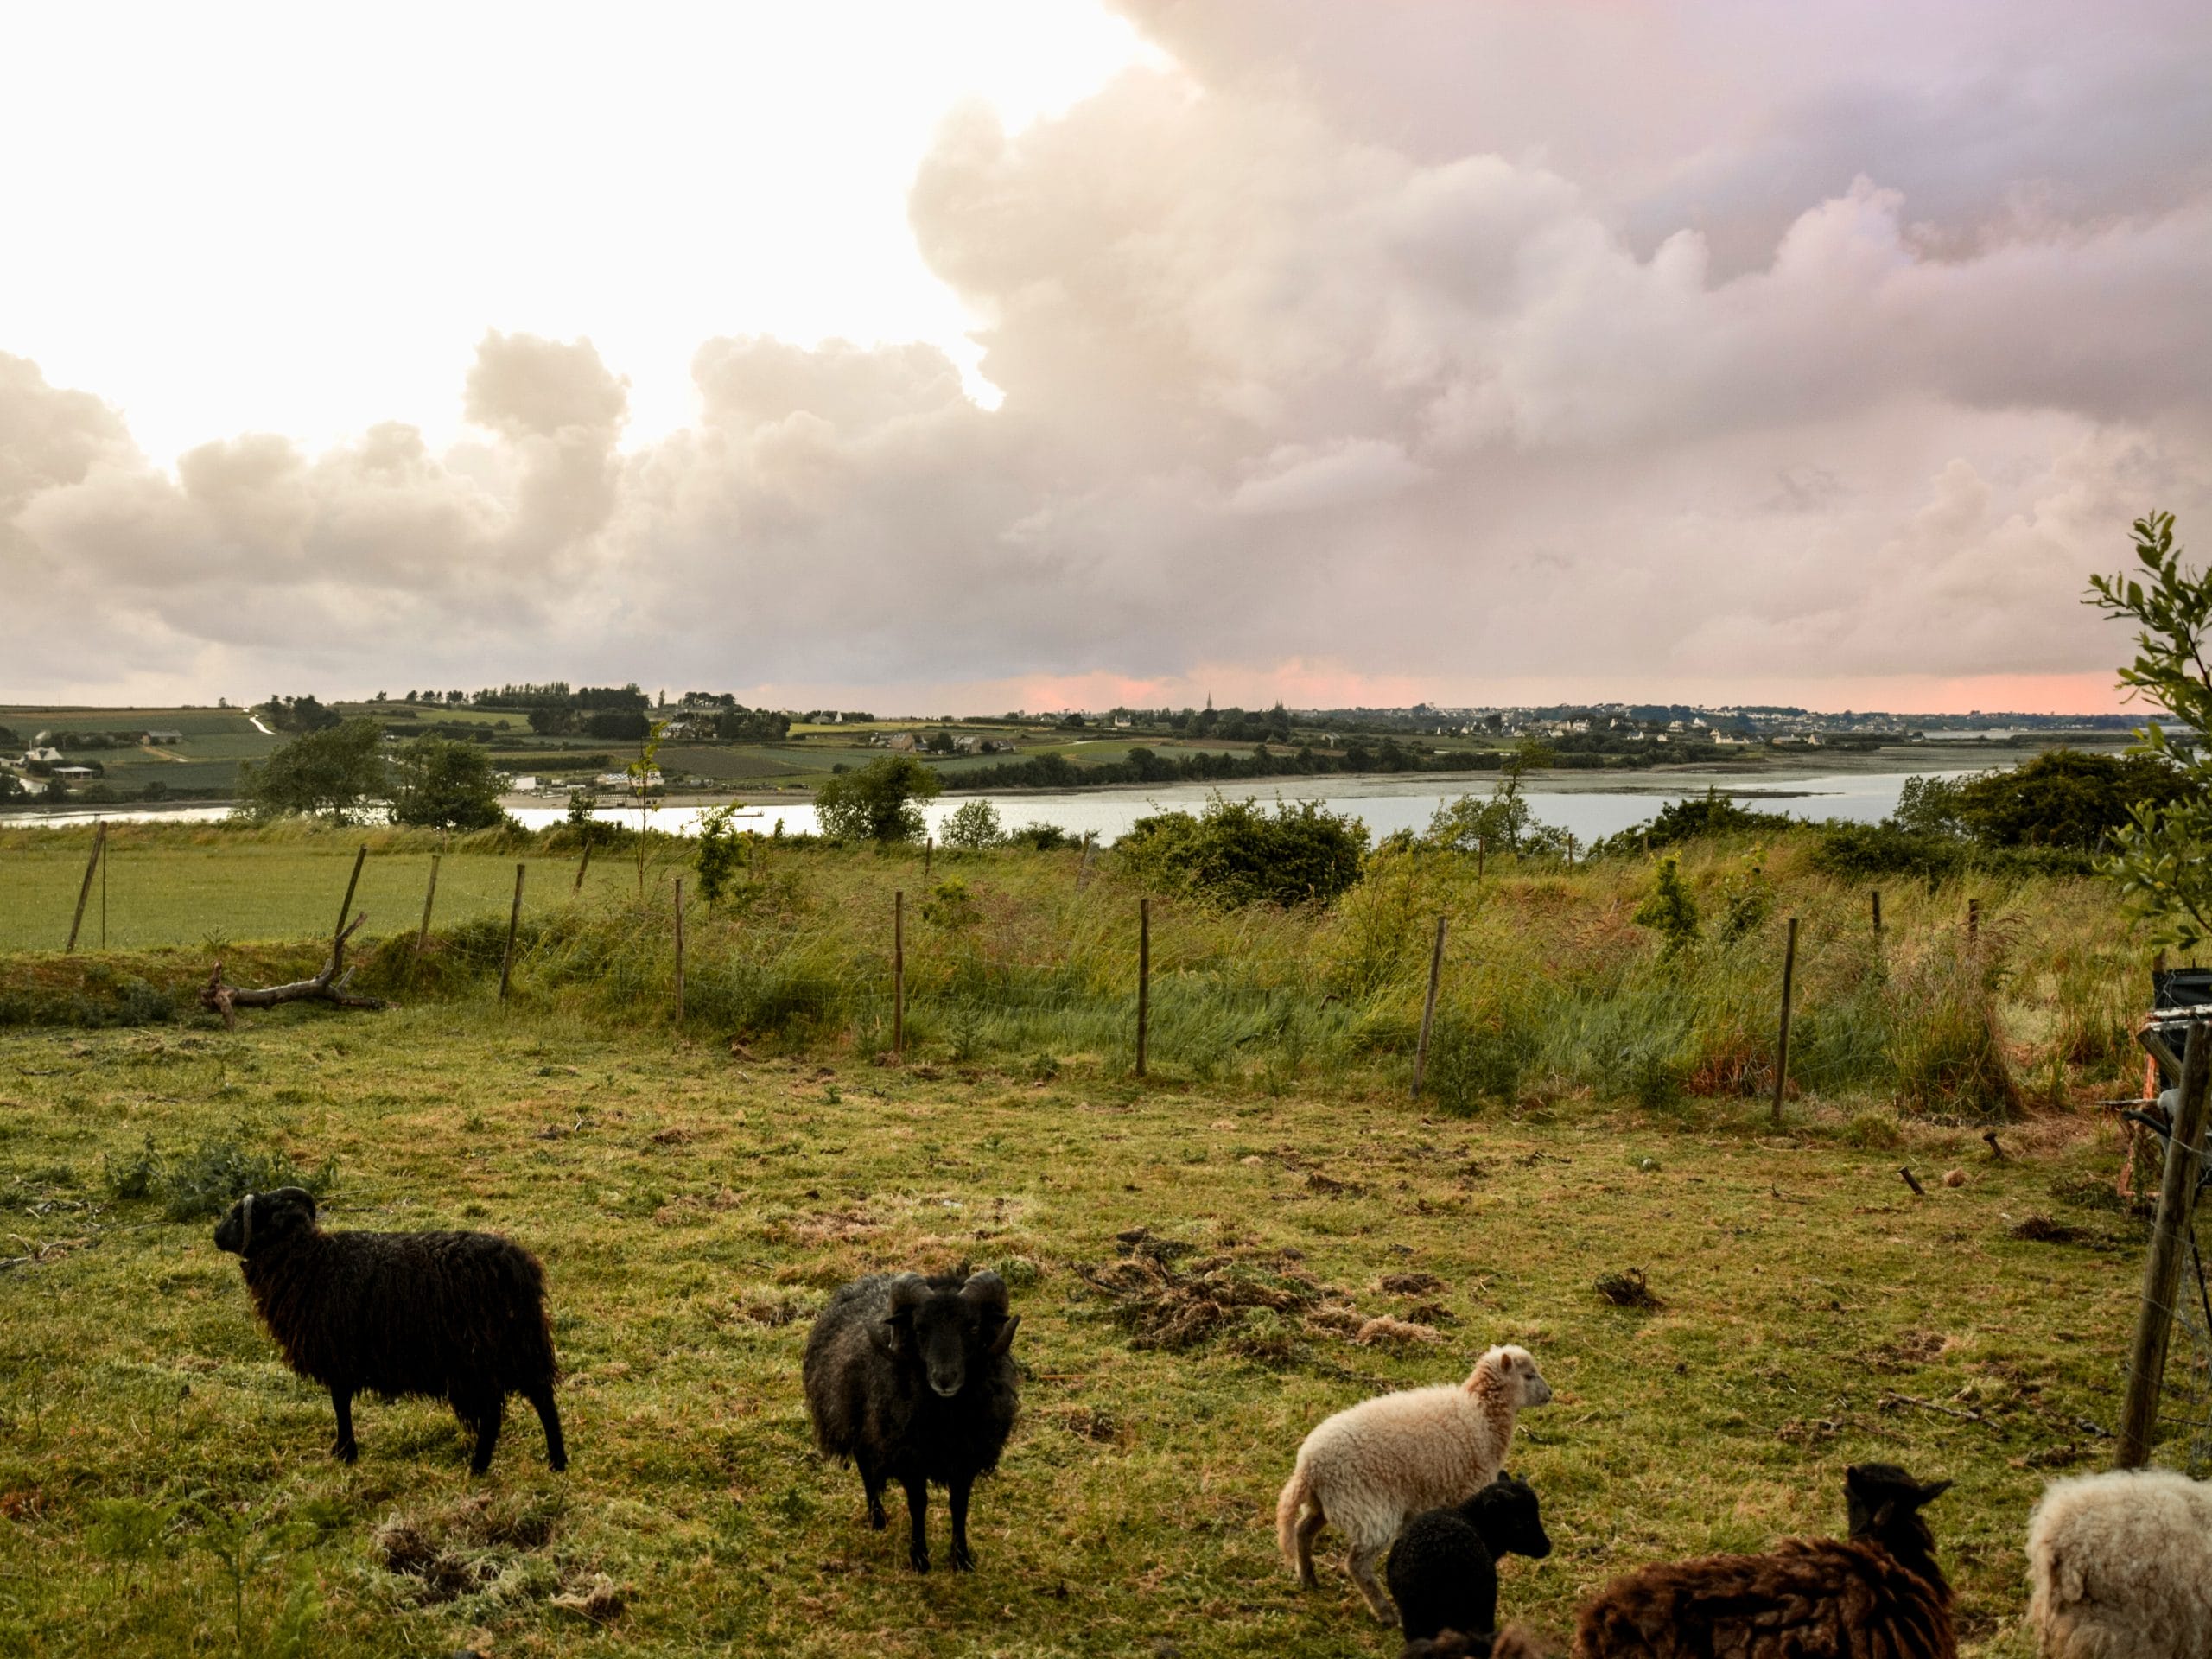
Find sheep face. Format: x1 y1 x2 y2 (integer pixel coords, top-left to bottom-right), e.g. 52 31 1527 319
1488 1344 1553 1408
1844 1463 1950 1537
1475 1472 1554 1562
213 1186 318 1259
879 1271 1020 1399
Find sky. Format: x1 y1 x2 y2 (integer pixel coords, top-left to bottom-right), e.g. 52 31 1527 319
3 0 2209 714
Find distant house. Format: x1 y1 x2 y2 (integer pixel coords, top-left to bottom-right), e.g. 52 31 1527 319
509 776 538 793
24 747 62 766
52 766 98 779
952 734 982 754
885 732 920 753
141 729 184 745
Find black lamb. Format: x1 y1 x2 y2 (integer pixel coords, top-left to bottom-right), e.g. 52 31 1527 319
213 1186 566 1474
802 1268 1020 1572
1389 1471 1554 1643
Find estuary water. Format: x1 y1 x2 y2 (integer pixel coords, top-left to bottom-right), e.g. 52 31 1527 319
2 758 1993 845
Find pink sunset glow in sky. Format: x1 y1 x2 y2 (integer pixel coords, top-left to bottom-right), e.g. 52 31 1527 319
3 0 2207 713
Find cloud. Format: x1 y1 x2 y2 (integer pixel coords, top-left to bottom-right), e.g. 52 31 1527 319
4 6 2210 709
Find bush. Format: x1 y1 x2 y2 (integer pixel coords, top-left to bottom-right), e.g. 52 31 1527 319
1423 1013 1539 1115
105 1132 338 1221
941 798 1003 850
1116 796 1365 907
1004 821 1074 851
814 755 941 844
1631 856 1700 956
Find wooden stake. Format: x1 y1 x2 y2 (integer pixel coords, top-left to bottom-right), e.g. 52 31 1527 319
1770 916 1799 1125
1871 890 1883 936
673 876 685 1027
573 838 592 894
333 843 367 954
1967 896 1980 948
65 822 106 953
1413 912 1448 1100
100 828 108 949
1135 898 1151 1078
893 889 905 1058
2119 1017 2212 1468
1476 837 1486 881
925 837 933 879
416 854 441 955
499 862 525 1002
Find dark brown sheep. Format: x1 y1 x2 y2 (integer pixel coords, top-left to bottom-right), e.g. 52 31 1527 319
213 1186 565 1474
1403 1626 1556 1658
1572 1464 1953 1659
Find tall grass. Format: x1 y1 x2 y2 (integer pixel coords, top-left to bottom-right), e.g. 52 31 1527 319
2 823 2152 1117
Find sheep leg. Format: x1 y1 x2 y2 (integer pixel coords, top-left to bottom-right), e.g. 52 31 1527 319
525 1383 567 1472
1347 1541 1395 1624
902 1476 931 1573
466 1396 504 1476
856 1450 888 1529
329 1387 358 1464
947 1473 975 1571
1294 1503 1326 1589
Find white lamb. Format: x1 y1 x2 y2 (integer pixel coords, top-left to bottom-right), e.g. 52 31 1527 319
1275 1342 1554 1621
2027 1466 2212 1658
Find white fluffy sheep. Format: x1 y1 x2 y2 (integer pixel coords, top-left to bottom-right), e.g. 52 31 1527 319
1277 1343 1554 1621
2027 1466 2212 1658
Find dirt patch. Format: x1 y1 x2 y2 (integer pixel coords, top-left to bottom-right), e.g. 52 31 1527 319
372 1493 565 1605
1870 1329 1953 1370
2009 1214 2086 1243
1075 1229 1382 1361
1594 1268 1664 1311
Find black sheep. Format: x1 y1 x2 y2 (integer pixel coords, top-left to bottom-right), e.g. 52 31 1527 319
213 1186 566 1474
1389 1471 1553 1643
803 1269 1019 1571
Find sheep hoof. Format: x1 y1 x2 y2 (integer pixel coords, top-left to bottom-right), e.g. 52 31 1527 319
868 1506 887 1531
547 1452 568 1473
909 1551 931 1573
334 1441 359 1465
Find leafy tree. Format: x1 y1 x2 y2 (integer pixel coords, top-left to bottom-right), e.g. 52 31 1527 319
1424 742 1567 855
584 709 650 741
1952 748 2188 849
814 755 942 844
528 705 575 736
942 798 1004 850
2088 512 2212 948
1116 795 1365 907
256 694 343 734
234 720 387 823
388 736 509 831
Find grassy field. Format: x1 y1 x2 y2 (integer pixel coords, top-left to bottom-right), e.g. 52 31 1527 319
0 1001 2145 1657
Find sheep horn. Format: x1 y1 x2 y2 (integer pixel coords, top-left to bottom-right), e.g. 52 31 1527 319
884 1273 931 1316
959 1270 1009 1312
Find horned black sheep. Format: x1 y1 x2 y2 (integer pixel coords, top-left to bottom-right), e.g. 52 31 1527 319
1388 1471 1553 1643
1573 1464 1953 1658
803 1268 1020 1572
213 1186 566 1474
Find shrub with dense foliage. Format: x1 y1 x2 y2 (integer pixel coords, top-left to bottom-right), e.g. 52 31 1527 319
1116 795 1365 907
233 719 388 823
814 755 942 845
386 736 509 832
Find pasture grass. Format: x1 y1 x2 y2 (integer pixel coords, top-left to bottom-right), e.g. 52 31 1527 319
0 1001 2145 1656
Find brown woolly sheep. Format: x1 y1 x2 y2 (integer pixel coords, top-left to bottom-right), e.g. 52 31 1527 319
1403 1626 1556 1658
1573 1463 1953 1659
213 1186 565 1474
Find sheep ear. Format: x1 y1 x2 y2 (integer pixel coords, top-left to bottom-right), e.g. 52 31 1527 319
871 1317 907 1357
988 1313 1020 1356
1911 1478 1953 1507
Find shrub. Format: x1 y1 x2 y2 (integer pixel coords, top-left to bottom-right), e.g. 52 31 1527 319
942 798 1003 850
814 756 941 844
1116 796 1365 907
1423 1008 1540 1115
1631 856 1700 956
105 1131 338 1221
1004 821 1074 851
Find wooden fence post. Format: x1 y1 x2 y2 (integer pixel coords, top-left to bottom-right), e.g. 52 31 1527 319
1412 913 1448 1100
673 876 685 1027
1770 916 1800 1125
66 822 106 953
416 854 442 955
1135 898 1151 1078
925 837 933 880
499 862 525 1002
334 843 367 950
573 839 592 895
893 890 905 1058
1871 889 1883 937
1476 837 1486 882
100 827 109 949
1967 897 1980 948
2118 1017 2212 1468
